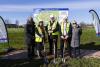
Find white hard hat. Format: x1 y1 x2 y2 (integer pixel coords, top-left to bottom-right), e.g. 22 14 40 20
50 14 54 18
38 19 43 22
72 20 77 24
63 15 68 19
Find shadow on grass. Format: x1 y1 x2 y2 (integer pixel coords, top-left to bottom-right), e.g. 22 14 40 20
0 42 100 67
0 59 43 67
80 42 100 57
0 50 44 67
80 42 100 50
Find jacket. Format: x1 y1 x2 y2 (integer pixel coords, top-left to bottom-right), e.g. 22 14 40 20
25 23 35 45
71 26 82 47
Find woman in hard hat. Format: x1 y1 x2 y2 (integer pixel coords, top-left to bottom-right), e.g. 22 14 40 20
35 20 45 58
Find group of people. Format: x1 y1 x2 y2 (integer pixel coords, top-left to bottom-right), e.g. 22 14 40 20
25 15 82 62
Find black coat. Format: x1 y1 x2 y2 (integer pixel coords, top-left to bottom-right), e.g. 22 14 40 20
25 23 35 45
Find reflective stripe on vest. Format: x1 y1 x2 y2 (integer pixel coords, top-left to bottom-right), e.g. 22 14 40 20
52 31 59 35
35 27 42 42
48 21 59 35
61 22 70 35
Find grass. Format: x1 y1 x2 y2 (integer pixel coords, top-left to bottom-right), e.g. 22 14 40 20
0 28 100 67
0 58 100 67
0 28 25 51
8 28 26 49
80 28 100 50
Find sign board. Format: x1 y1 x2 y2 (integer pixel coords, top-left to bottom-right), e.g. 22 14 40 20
33 8 69 26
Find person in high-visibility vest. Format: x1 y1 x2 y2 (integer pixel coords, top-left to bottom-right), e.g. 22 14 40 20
60 16 72 58
25 16 35 59
35 20 45 58
46 14 60 58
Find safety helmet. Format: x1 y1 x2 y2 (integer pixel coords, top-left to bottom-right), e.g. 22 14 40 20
72 20 77 24
50 14 55 18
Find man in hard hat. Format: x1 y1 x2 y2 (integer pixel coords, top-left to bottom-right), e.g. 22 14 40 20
35 20 46 58
46 14 60 58
60 16 72 58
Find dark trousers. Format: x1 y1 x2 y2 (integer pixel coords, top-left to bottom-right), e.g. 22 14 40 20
48 35 58 58
71 47 80 58
67 37 72 57
60 37 72 57
27 44 35 59
60 38 67 58
36 42 44 57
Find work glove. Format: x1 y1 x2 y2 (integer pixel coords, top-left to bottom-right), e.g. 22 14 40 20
61 36 64 39
65 35 68 39
48 30 53 34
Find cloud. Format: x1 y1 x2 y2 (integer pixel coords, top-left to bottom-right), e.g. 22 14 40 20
0 1 99 12
0 5 34 12
43 1 100 10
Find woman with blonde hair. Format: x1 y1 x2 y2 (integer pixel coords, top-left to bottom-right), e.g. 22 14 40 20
71 20 82 58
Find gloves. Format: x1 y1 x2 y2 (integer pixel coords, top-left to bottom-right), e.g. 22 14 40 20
65 35 68 39
48 30 53 33
61 35 68 39
61 36 64 39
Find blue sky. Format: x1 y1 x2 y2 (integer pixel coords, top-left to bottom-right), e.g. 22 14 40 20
0 0 100 25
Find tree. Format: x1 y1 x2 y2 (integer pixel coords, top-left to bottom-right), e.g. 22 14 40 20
79 22 87 28
15 20 19 28
5 19 12 24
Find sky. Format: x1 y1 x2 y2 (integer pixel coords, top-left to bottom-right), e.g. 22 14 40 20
0 0 100 25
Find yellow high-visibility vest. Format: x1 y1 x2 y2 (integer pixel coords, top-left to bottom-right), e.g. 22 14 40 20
35 26 43 42
61 22 70 35
48 21 59 35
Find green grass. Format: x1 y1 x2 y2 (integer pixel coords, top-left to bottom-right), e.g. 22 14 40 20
80 28 100 50
0 28 100 67
8 28 26 49
0 28 26 53
81 28 99 44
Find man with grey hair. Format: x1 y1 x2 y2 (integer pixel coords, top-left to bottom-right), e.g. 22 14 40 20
60 16 72 60
46 14 60 58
